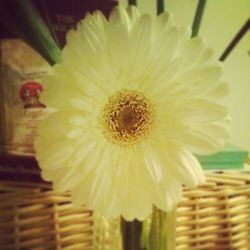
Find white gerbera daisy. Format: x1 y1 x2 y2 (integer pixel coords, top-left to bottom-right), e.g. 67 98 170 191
35 6 230 221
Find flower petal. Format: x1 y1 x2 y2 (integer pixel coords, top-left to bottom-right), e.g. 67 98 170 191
170 148 206 187
109 6 131 32
172 63 223 95
128 14 152 80
126 5 141 29
142 144 162 183
181 117 231 154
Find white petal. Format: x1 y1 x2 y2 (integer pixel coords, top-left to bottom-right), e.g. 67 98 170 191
160 181 182 211
41 65 84 109
205 81 229 99
152 12 173 36
107 10 130 81
172 63 223 95
181 99 228 123
128 14 152 80
172 148 206 187
149 26 180 70
126 6 141 29
142 144 162 183
177 37 213 69
35 138 73 171
181 117 231 155
37 111 71 137
109 6 131 31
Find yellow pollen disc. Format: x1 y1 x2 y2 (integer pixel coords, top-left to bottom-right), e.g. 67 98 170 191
100 90 154 146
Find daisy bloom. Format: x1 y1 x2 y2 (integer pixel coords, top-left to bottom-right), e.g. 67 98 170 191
35 6 230 221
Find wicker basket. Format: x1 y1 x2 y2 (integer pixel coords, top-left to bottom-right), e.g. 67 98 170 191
176 171 250 250
0 182 93 250
0 171 250 250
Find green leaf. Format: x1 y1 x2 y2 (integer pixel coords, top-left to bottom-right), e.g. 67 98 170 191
0 0 61 65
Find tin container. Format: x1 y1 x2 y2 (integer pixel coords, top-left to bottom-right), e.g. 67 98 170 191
0 0 117 157
0 39 51 156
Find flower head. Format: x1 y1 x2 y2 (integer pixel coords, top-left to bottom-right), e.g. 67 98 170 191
35 6 230 220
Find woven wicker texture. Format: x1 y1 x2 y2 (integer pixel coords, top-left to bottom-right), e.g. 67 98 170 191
0 182 93 250
0 171 250 250
176 172 250 250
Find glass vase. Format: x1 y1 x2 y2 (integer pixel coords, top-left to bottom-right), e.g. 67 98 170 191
94 206 177 250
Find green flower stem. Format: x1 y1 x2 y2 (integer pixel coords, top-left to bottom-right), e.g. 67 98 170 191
121 218 145 250
128 0 137 6
149 206 176 250
219 18 250 62
157 0 165 15
165 207 177 250
191 0 207 37
120 207 177 250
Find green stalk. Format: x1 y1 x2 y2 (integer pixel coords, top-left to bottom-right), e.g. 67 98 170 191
219 18 250 61
157 0 165 15
165 207 176 250
191 0 207 37
121 218 144 250
0 0 61 65
149 206 176 250
149 207 161 250
128 0 137 6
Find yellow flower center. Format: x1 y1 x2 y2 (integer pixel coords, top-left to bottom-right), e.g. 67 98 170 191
101 90 154 146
